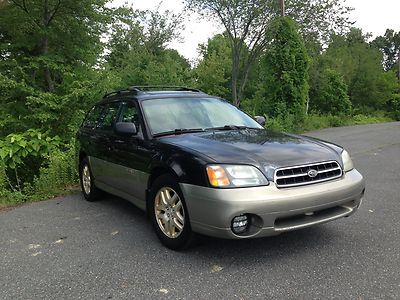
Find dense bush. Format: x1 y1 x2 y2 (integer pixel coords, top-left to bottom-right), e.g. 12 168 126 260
388 94 400 120
28 145 78 200
0 130 61 189
309 69 352 114
0 131 78 206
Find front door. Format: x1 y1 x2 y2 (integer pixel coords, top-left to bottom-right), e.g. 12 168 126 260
109 102 154 205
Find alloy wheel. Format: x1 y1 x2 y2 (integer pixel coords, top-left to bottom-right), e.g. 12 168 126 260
154 187 185 238
82 164 91 195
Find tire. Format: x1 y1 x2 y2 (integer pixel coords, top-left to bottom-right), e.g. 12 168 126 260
79 157 102 202
148 174 194 250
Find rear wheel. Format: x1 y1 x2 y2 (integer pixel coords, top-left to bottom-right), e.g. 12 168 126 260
79 158 101 202
149 175 194 250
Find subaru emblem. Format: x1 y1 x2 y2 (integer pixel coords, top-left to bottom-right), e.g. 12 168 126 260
308 169 318 178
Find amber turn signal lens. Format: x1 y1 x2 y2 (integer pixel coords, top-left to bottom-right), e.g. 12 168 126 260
206 166 230 187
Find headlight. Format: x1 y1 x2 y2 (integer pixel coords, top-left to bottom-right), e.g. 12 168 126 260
341 149 354 172
206 165 268 188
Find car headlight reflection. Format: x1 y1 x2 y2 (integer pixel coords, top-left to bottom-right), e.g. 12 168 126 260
341 149 354 172
206 165 269 188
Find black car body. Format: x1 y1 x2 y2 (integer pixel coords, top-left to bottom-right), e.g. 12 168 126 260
77 87 365 250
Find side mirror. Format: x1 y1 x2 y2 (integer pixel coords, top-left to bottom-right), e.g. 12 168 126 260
254 116 266 126
114 122 137 136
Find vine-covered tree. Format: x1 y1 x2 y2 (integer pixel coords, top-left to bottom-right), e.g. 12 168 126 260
261 17 310 119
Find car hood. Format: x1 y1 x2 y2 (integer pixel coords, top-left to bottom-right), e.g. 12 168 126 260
159 129 342 179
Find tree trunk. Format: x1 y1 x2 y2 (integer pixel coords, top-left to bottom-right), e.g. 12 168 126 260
231 76 239 106
238 57 255 105
231 47 241 107
41 36 54 92
305 97 309 115
41 0 54 92
280 0 285 16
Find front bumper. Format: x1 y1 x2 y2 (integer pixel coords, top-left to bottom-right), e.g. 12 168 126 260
180 169 365 239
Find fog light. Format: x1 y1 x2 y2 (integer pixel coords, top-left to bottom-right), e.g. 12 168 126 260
231 214 249 234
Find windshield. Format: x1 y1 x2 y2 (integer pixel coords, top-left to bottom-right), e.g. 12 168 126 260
141 97 262 135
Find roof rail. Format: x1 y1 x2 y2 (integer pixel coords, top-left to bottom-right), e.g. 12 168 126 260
103 86 202 98
102 86 140 99
129 86 202 93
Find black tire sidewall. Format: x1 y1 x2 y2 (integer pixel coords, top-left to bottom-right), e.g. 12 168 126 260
149 174 193 250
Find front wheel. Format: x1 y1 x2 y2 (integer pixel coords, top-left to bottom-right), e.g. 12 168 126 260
149 175 194 250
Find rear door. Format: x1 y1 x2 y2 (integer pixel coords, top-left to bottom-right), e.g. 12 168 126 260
78 104 104 158
89 101 121 185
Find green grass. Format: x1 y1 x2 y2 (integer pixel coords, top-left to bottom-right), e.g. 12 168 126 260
267 113 394 133
0 186 79 210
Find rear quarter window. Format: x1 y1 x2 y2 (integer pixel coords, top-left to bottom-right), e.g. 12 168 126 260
82 105 103 128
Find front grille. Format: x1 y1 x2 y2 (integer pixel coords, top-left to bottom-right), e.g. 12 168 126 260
274 161 342 188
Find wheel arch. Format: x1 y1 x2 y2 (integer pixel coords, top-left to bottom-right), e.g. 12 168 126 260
79 151 87 164
148 166 176 190
145 165 180 214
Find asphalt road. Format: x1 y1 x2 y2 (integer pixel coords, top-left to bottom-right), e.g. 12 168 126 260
1 122 400 299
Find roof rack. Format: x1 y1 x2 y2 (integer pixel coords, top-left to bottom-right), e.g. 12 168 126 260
103 86 202 99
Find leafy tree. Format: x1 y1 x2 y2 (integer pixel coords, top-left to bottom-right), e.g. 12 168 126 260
309 68 351 114
186 0 275 106
0 0 107 91
105 5 189 88
106 6 182 68
323 28 398 110
114 48 191 87
372 29 400 75
0 0 109 138
260 17 310 119
186 0 353 106
286 0 354 47
193 34 232 98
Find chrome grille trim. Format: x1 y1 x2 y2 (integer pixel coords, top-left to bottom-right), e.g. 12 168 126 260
274 161 342 188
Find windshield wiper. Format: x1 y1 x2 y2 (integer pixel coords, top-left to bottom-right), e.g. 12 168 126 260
153 128 205 138
206 125 254 131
